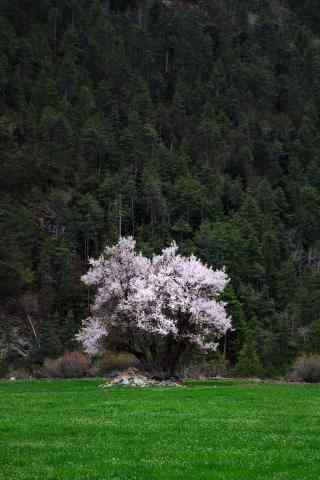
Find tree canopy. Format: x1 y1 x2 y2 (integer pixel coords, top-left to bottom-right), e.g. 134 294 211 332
77 237 230 375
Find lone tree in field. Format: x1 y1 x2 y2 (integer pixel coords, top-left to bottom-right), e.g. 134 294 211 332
76 237 231 376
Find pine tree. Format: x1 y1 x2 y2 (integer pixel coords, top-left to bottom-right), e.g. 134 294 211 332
235 331 263 377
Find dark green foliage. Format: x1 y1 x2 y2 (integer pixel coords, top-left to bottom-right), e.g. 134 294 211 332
0 357 8 378
235 331 263 377
1 0 320 375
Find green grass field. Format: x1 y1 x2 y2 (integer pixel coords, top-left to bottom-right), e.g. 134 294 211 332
0 379 319 480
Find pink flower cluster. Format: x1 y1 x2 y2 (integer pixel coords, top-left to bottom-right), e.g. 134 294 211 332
76 237 231 355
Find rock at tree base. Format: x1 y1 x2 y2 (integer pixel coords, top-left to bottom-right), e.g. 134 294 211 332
100 368 184 388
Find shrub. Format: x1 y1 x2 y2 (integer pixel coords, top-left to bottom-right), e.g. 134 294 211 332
32 367 46 379
86 364 99 378
181 353 227 379
6 368 30 380
290 355 320 383
43 358 61 378
43 351 90 378
96 350 140 375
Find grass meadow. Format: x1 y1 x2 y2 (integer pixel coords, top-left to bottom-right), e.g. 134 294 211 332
0 379 319 480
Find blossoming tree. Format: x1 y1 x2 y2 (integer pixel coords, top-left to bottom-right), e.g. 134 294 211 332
76 237 231 376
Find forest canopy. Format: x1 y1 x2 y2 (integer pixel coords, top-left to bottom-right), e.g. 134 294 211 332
1 0 320 376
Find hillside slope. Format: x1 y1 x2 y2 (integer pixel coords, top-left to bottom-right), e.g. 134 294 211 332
1 0 320 373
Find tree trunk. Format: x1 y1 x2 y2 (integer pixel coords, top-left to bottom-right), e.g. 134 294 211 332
163 339 186 378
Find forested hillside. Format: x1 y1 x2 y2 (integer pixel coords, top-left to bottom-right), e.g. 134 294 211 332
1 0 320 375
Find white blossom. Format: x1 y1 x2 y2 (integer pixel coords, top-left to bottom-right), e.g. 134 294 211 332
75 317 107 355
77 237 231 358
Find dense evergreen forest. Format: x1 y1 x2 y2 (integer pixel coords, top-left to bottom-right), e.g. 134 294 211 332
1 0 320 376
